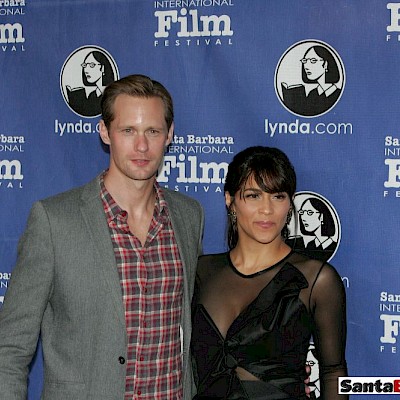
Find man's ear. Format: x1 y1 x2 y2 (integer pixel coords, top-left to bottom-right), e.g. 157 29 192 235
166 121 174 147
99 120 110 145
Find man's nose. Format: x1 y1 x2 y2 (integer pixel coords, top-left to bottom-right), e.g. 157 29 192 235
134 133 149 153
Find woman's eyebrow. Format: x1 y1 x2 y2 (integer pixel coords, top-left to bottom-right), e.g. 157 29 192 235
243 187 261 193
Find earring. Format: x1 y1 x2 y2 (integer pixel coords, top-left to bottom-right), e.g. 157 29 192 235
286 209 292 225
228 210 237 223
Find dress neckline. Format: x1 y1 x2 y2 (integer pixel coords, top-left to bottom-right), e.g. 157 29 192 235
227 250 293 279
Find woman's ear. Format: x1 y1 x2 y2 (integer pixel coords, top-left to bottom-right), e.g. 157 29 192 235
225 191 233 209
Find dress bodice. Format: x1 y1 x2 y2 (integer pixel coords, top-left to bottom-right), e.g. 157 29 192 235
191 251 347 399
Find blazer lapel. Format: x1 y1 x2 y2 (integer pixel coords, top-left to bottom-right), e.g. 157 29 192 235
79 176 125 327
164 190 194 272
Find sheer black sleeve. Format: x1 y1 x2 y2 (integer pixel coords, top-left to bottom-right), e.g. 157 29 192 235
310 263 348 400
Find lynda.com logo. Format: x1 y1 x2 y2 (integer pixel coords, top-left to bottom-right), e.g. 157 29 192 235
275 40 345 118
60 46 119 118
286 191 341 263
306 343 320 398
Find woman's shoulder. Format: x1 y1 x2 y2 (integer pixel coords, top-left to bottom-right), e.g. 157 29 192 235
288 251 342 284
197 252 228 275
288 250 324 268
198 252 228 265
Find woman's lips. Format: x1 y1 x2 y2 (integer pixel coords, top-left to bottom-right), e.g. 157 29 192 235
255 221 274 229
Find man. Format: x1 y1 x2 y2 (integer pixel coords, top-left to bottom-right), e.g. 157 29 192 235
0 75 204 399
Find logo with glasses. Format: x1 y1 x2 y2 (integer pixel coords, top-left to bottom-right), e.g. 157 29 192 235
286 191 340 263
60 46 119 118
306 342 321 398
275 40 345 118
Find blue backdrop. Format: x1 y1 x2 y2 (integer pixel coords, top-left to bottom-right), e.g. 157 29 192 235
1 1 400 398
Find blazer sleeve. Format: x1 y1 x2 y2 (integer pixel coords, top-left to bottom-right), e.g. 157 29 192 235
0 201 55 399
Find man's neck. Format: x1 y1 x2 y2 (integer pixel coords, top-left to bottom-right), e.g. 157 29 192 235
103 171 156 214
103 171 158 245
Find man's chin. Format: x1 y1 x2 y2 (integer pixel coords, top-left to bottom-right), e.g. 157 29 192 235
129 172 157 182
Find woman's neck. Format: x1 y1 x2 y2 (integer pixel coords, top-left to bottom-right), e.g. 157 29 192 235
230 240 291 275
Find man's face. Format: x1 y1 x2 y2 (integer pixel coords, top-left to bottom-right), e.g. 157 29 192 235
100 94 173 183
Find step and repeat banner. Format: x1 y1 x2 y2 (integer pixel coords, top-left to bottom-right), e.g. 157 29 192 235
1 0 400 398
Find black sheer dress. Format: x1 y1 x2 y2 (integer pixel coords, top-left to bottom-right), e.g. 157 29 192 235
191 251 347 399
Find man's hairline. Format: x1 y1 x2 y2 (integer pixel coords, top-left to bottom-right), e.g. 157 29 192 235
102 93 172 131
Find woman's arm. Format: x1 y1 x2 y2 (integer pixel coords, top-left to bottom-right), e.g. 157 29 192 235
310 263 348 400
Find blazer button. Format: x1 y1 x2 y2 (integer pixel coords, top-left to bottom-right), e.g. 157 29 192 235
118 356 126 364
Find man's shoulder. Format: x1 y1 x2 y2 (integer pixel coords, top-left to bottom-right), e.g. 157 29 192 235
162 187 202 209
39 176 100 208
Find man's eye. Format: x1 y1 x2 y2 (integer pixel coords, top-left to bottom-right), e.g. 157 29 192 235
149 129 160 135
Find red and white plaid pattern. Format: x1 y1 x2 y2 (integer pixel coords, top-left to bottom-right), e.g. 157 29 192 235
101 176 183 399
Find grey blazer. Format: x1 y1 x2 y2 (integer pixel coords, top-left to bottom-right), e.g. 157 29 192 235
0 176 204 400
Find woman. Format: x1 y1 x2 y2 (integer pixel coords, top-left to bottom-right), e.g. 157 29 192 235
67 51 115 117
282 45 342 116
191 146 347 399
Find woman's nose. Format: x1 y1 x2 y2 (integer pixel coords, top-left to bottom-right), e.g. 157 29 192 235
259 198 272 214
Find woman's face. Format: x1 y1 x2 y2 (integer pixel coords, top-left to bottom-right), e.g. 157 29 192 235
302 48 326 81
226 176 291 247
82 53 103 84
299 200 323 234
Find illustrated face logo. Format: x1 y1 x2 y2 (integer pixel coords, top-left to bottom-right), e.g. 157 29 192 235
275 40 345 118
60 46 119 118
286 191 341 263
306 343 321 398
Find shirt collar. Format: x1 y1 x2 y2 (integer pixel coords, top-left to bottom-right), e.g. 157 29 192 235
317 83 338 97
100 171 169 226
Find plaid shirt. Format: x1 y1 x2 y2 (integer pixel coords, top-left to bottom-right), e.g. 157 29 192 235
100 176 184 399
